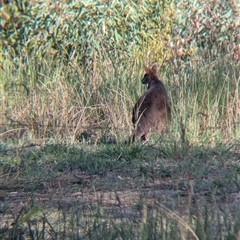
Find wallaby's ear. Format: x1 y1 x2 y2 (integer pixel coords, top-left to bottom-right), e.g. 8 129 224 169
151 63 158 74
143 64 151 74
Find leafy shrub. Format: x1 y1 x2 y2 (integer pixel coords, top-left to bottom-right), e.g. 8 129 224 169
0 0 177 69
1 0 239 67
171 0 240 63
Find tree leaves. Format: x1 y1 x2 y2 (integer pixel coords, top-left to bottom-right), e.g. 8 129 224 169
0 0 175 66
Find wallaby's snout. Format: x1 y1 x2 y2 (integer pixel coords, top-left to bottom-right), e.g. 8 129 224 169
141 74 149 84
132 63 171 142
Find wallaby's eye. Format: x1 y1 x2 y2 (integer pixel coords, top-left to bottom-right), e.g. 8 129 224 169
142 74 149 81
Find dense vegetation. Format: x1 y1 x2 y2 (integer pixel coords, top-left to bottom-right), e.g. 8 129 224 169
0 0 240 239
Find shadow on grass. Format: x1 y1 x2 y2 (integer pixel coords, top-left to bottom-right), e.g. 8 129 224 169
0 140 240 239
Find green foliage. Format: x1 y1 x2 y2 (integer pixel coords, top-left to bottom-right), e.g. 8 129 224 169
0 0 176 68
1 0 239 69
172 0 240 62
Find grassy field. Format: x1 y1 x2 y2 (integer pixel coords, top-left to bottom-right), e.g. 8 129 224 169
0 52 240 239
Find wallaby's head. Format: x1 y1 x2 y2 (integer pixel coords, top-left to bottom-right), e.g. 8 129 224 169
141 63 158 85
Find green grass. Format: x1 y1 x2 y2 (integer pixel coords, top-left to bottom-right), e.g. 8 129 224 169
1 139 240 239
0 53 240 239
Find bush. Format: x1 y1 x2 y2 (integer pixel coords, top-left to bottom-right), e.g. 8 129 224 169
0 0 176 69
171 0 240 63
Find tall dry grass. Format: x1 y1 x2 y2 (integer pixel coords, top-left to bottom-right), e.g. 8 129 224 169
0 52 239 145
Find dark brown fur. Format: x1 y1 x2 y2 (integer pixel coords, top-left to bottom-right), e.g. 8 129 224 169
132 64 171 142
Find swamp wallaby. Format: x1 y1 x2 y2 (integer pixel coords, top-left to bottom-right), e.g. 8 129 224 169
132 64 171 142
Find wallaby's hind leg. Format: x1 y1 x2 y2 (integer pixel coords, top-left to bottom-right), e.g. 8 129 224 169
140 134 147 141
132 131 148 143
